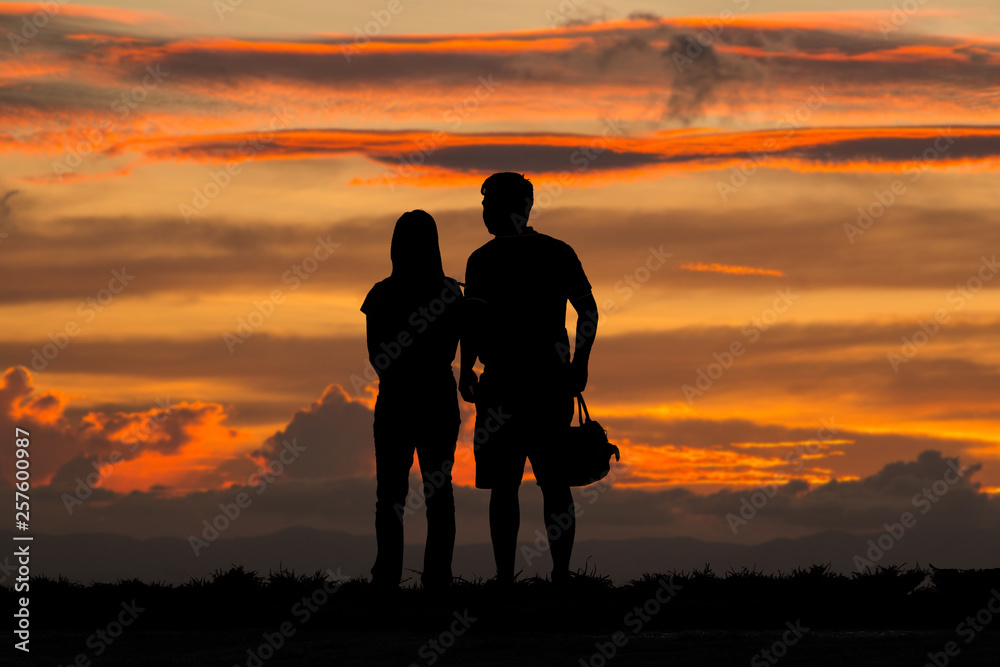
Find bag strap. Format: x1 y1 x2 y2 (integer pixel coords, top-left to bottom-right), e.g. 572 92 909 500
576 393 591 425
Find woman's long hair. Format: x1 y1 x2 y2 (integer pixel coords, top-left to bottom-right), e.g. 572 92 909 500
389 209 445 284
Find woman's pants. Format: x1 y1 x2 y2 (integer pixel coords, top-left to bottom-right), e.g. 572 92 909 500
372 413 458 589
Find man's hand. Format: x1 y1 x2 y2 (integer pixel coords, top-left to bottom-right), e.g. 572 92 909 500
568 360 588 395
459 368 479 403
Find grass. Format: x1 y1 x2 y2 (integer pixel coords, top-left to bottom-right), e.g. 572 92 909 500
7 564 1000 666
7 562 1000 633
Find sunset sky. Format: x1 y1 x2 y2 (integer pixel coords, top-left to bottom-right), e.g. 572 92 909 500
1 0 998 564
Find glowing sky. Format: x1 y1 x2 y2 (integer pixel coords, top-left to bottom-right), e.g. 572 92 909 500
1 1 998 551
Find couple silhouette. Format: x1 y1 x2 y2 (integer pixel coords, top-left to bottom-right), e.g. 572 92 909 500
361 172 598 590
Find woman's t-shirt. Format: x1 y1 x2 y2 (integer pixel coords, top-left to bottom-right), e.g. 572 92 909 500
361 275 463 412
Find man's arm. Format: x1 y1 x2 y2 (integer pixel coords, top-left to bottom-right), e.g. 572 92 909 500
459 321 480 403
568 293 598 394
458 256 483 403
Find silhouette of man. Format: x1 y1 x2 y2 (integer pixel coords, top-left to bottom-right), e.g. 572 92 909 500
459 172 598 585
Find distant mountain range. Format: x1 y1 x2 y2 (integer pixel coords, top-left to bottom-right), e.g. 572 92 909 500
3 523 997 585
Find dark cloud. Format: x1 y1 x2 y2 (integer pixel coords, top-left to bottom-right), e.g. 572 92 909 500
0 189 17 217
591 323 1000 412
47 455 122 497
786 132 1000 164
252 384 375 480
683 451 996 540
390 144 664 173
0 81 126 115
662 34 752 124
14 446 1000 561
2 199 999 310
0 189 17 238
2 309 999 433
116 126 1000 184
1 364 995 567
3 13 998 126
372 131 1000 172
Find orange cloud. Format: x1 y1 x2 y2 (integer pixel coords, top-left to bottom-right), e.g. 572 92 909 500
81 11 989 63
610 439 852 489
681 262 784 277
7 123 990 186
0 366 248 491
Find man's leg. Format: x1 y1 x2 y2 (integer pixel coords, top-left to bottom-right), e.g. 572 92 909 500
535 391 577 583
371 421 414 589
541 484 575 584
415 432 457 589
476 375 524 583
489 484 520 582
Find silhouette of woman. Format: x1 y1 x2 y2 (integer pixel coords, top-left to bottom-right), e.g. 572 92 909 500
361 210 462 590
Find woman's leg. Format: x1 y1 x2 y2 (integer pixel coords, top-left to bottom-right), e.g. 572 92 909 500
371 419 413 589
416 428 457 589
489 484 520 582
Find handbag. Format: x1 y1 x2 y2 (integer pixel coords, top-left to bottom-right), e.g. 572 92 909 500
561 393 621 486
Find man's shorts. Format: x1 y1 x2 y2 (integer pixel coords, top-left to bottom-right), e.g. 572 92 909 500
472 372 574 489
